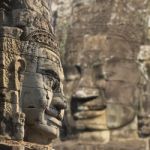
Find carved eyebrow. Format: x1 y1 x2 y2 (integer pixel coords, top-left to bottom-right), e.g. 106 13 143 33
92 61 102 67
39 69 60 81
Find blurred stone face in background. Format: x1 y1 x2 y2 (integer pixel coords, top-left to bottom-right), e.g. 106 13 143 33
53 0 150 149
103 31 142 140
61 0 144 142
64 31 142 142
66 51 108 140
62 0 114 141
64 34 110 142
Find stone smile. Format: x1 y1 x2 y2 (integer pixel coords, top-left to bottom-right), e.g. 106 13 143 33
45 107 62 127
45 107 62 120
78 98 106 111
47 117 62 128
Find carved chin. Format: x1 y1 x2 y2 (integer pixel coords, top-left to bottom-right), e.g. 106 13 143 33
34 114 62 140
36 122 59 139
26 118 60 144
24 107 62 144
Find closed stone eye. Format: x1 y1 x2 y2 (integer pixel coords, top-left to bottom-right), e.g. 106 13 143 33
75 65 82 75
45 76 60 91
51 78 60 92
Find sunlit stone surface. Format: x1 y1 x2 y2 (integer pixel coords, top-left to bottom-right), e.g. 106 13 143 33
0 0 66 149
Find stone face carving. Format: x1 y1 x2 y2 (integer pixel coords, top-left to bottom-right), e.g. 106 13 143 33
0 0 66 149
65 32 141 142
59 0 148 146
62 1 114 142
67 47 108 142
51 0 149 149
21 35 66 145
104 27 143 140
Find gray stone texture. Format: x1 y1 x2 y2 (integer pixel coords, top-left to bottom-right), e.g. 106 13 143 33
0 0 66 149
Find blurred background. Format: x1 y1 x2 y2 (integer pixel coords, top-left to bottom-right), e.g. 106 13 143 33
51 0 150 149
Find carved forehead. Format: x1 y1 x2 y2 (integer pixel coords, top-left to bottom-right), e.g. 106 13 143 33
38 47 60 63
22 41 60 61
77 50 101 65
14 0 52 11
38 47 63 73
38 56 63 80
22 41 64 78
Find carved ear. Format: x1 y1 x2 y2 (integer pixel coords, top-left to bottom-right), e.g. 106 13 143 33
16 59 26 74
13 58 26 90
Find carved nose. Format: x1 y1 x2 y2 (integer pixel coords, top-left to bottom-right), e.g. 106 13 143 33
78 75 95 88
73 87 99 99
52 94 67 110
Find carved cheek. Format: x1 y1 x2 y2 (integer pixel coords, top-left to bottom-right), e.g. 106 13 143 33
96 79 107 89
60 110 65 119
47 90 53 107
36 88 52 108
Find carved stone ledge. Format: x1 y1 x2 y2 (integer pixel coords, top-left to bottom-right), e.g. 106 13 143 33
0 139 53 150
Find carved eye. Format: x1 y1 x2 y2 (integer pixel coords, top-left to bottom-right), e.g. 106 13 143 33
44 76 54 89
75 65 82 75
104 71 115 80
93 63 104 79
138 59 144 63
65 65 81 81
51 78 60 92
45 76 55 89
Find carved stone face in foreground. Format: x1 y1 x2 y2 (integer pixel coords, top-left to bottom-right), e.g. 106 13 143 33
21 44 66 144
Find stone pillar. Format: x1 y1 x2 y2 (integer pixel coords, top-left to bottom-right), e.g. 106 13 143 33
0 27 25 141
